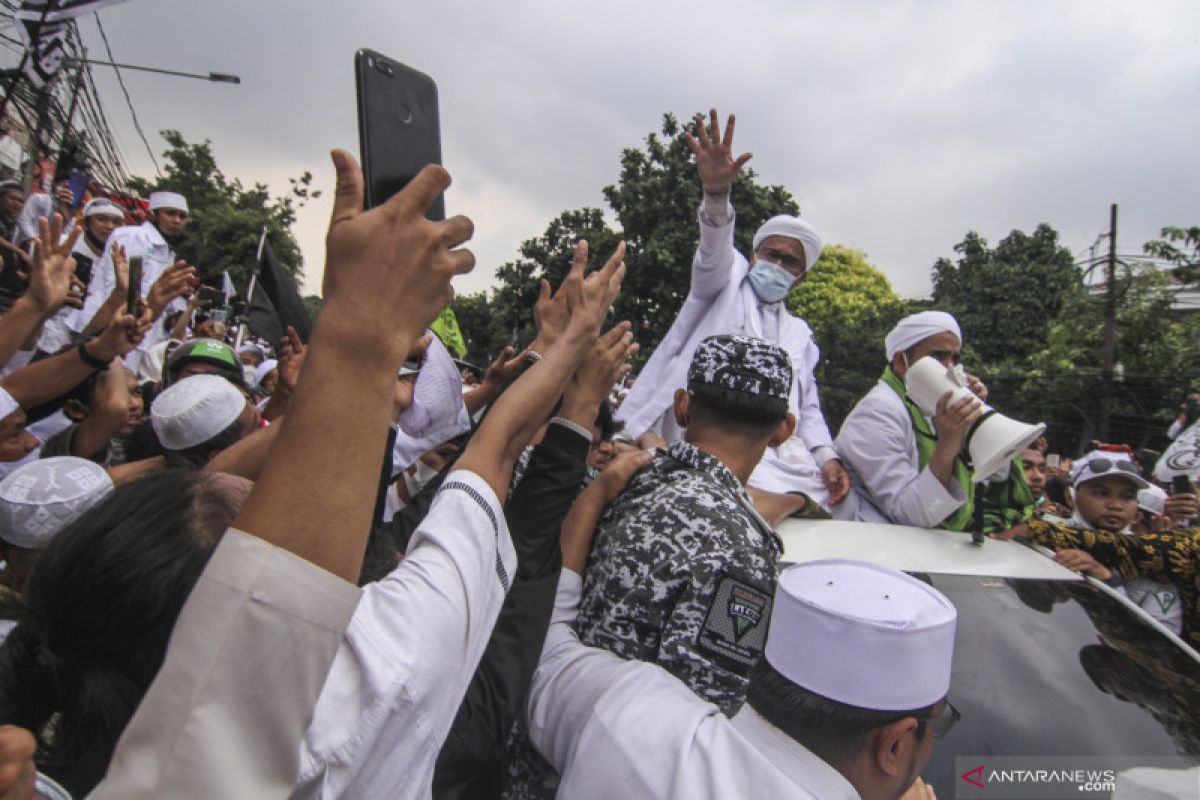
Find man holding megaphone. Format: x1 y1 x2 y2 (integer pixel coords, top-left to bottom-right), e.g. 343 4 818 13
835 311 1037 535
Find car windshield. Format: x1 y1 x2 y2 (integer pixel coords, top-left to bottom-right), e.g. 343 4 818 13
919 573 1200 795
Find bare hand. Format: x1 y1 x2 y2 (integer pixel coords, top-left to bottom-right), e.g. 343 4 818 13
934 390 983 452
530 276 570 354
276 325 308 394
821 459 850 505
565 321 638 412
26 213 81 314
965 372 988 402
562 240 626 340
748 487 810 526
322 150 474 361
110 242 129 296
1164 492 1197 524
899 777 936 800
592 448 654 509
143 260 196 320
1054 548 1112 581
90 311 151 361
683 109 753 196
0 725 36 800
479 345 522 392
393 334 432 415
636 431 669 450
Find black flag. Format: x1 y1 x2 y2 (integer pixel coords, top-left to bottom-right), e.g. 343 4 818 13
245 238 312 345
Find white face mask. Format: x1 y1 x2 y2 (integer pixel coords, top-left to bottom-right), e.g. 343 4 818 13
403 459 440 498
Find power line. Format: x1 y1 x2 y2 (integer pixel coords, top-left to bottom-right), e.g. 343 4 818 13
92 11 159 177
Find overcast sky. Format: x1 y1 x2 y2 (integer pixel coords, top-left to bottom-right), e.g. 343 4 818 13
16 0 1200 298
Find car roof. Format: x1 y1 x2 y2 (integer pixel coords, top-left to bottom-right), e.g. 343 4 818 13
776 519 1083 580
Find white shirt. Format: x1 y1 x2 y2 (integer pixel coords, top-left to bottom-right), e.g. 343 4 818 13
13 192 75 246
835 380 967 527
615 195 837 490
80 221 183 368
293 469 517 799
92 528 364 799
527 570 861 800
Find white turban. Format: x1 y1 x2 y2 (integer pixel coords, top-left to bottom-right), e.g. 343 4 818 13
148 191 188 213
753 215 823 273
884 311 962 361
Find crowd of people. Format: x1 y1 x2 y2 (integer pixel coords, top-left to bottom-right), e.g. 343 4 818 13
0 109 1192 799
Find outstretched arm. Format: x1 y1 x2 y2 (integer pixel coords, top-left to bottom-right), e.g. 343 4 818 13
683 109 752 299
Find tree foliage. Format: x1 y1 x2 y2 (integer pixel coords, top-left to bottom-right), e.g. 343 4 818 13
931 224 1081 368
1145 225 1200 283
453 113 798 362
128 130 318 290
787 245 905 430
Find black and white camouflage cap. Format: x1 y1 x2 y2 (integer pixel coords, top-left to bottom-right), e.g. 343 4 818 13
687 335 793 401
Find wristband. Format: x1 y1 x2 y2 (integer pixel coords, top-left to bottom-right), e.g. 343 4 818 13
77 340 111 371
523 350 543 368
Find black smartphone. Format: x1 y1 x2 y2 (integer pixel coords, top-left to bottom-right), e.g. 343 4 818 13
126 256 142 315
1171 475 1192 496
355 49 443 218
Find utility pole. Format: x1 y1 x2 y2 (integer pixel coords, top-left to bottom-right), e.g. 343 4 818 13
1099 203 1118 441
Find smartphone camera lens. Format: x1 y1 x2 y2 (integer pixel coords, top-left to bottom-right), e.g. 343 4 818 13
375 58 395 77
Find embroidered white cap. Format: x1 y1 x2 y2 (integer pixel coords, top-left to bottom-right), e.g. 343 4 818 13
0 457 113 549
148 191 188 213
765 559 957 711
151 374 245 451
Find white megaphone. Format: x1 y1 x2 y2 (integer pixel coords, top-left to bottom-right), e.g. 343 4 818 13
904 356 1046 482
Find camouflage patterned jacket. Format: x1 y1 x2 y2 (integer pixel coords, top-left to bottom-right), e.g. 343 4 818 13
576 440 782 715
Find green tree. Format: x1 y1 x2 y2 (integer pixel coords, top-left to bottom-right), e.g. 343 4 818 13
787 245 904 430
1020 267 1200 452
931 224 1081 369
128 130 319 290
1145 225 1200 282
456 113 800 360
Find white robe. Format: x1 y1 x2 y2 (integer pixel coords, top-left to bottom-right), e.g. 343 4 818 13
615 197 836 503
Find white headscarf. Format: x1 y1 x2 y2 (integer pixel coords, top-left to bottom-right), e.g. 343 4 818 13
884 311 962 361
753 216 822 273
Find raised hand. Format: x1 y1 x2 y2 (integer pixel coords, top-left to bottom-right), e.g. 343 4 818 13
682 109 753 196
276 325 308 394
562 240 627 339
143 260 197 321
90 310 152 361
26 213 81 315
564 321 638 415
531 276 570 354
322 150 475 362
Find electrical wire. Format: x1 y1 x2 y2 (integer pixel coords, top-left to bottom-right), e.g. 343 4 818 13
92 11 158 177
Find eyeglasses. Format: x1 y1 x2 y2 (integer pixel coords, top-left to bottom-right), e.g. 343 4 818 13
756 247 806 276
1080 458 1141 479
913 700 961 739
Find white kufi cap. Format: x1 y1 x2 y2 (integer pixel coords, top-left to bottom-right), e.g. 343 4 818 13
1138 484 1168 516
765 559 957 711
148 191 188 213
885 311 962 361
0 457 113 549
753 215 822 274
151 374 245 451
253 358 278 389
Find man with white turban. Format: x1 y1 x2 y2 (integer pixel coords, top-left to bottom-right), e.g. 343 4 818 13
616 110 849 507
80 190 193 370
836 311 1034 532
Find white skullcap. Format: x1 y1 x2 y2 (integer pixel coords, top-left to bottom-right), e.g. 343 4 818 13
151 374 245 451
1071 450 1150 491
0 457 113 549
885 311 962 360
83 197 124 218
753 215 822 274
1138 484 1168 516
0 388 18 421
148 191 188 213
238 343 266 358
253 358 278 389
765 559 957 711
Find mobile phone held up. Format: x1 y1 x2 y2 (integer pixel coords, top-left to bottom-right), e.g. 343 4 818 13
355 49 444 218
1172 474 1193 496
126 256 143 316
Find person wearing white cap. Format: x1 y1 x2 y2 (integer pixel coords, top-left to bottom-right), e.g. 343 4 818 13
615 109 850 511
528 542 957 798
79 188 191 368
34 196 127 354
1046 451 1183 636
0 456 113 596
150 373 258 468
835 310 1033 533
